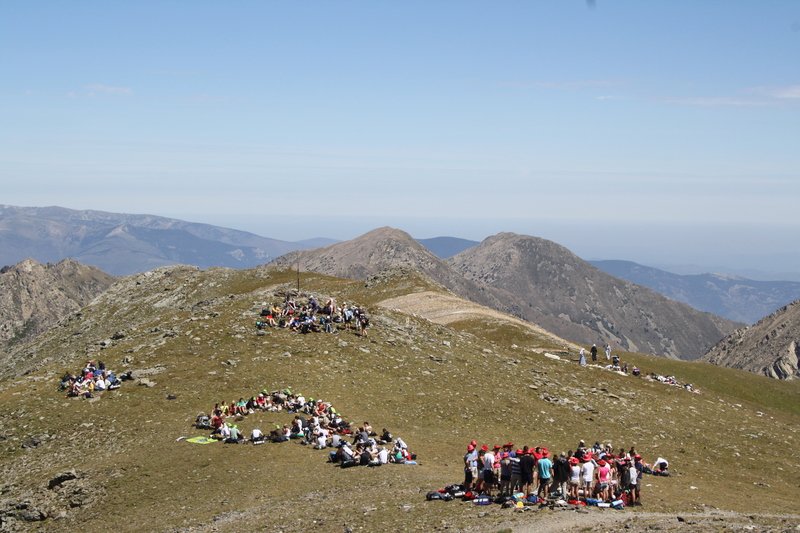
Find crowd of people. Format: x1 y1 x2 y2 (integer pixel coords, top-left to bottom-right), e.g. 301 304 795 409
576 343 697 393
255 296 370 336
429 439 670 508
59 360 122 398
192 387 415 467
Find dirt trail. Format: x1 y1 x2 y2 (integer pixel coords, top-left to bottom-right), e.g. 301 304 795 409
483 509 800 533
378 290 579 350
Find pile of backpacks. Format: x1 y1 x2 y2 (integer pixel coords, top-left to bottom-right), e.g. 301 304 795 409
426 484 627 510
426 485 541 507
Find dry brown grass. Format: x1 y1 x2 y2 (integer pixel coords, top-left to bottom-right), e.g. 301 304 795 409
0 267 798 532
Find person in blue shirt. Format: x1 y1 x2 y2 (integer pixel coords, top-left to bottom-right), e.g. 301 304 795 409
537 449 553 499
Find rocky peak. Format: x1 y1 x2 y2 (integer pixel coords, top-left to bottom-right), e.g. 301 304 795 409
0 259 115 349
704 299 800 379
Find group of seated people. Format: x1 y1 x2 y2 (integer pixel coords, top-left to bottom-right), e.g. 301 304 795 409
59 360 122 398
649 373 696 392
578 348 696 393
193 388 415 465
461 438 669 507
327 431 415 468
255 296 370 336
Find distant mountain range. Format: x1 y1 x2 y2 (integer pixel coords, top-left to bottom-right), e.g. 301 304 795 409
0 205 329 275
590 260 800 324
416 236 479 258
274 228 739 359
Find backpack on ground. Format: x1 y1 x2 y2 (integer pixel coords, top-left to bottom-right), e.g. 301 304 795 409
473 495 491 505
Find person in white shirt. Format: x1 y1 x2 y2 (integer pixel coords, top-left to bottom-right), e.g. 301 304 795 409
378 447 389 464
483 449 496 495
315 427 328 449
628 460 640 505
569 457 581 499
250 428 264 443
580 458 595 497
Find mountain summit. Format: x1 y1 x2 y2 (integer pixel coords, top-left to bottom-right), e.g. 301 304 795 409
449 232 738 359
272 227 507 310
273 228 738 359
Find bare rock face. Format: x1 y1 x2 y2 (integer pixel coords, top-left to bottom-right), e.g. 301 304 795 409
704 300 800 380
0 259 115 349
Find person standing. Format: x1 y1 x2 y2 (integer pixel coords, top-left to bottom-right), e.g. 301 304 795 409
631 455 642 505
552 452 570 498
537 450 553 499
579 348 587 366
464 444 477 490
590 344 598 362
482 445 496 496
581 456 595 499
519 446 535 496
604 343 611 361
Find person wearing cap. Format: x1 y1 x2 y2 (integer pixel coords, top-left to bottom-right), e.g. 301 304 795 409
463 444 478 490
503 442 515 457
581 455 595 498
509 450 522 494
482 445 496 496
568 457 581 499
519 446 535 496
596 459 611 501
492 445 502 490
536 450 553 499
499 452 512 495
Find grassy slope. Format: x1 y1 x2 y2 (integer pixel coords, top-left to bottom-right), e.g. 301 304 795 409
0 267 798 532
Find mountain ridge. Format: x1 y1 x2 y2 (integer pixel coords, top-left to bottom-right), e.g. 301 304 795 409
272 228 739 359
703 299 800 380
0 205 320 275
591 259 800 324
449 233 738 359
0 258 115 351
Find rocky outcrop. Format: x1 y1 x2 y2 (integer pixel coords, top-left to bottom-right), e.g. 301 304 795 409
0 259 115 349
704 300 800 380
0 470 104 531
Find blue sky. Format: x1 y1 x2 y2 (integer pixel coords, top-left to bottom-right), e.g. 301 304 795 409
2 1 799 277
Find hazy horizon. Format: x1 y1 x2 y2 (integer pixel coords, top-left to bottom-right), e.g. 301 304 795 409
2 2 798 280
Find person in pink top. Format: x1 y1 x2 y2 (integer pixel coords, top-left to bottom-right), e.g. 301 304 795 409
596 459 611 501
